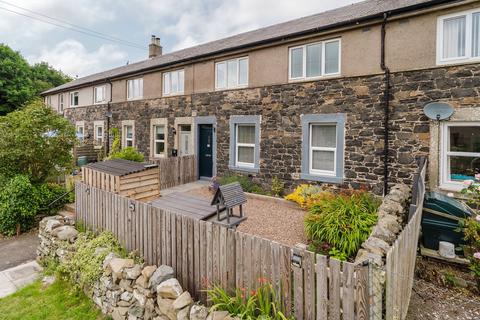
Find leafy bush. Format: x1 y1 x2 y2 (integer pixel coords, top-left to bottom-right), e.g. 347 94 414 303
0 175 39 236
207 280 291 320
59 231 127 289
285 184 326 208
271 176 284 197
108 147 145 162
219 174 264 194
109 128 121 156
0 101 76 183
305 191 380 259
36 183 73 215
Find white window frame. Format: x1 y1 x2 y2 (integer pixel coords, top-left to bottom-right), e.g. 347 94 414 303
76 122 84 142
437 8 480 65
46 96 52 107
440 122 480 191
59 94 64 112
215 57 249 90
309 123 337 177
289 38 341 81
127 78 143 100
94 121 104 144
153 125 166 157
70 91 79 107
163 69 185 96
235 124 256 168
178 124 192 156
122 121 135 148
94 85 106 104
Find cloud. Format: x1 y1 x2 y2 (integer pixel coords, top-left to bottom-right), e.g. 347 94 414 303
27 39 128 77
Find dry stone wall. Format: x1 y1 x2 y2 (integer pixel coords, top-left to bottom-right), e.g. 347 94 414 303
37 216 235 320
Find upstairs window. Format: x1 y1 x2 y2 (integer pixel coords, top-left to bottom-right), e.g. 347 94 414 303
163 70 184 96
437 9 480 64
70 92 79 107
289 39 341 80
94 85 106 104
59 94 64 112
215 57 248 90
127 78 143 100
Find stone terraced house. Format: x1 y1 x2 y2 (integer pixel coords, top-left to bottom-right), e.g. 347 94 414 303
42 0 480 195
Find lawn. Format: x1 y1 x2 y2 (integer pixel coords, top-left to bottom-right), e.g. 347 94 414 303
0 278 107 320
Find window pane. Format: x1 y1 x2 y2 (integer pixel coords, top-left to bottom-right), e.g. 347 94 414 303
291 47 303 78
443 16 466 59
449 156 480 181
178 70 184 93
325 41 340 74
238 59 248 85
449 126 480 152
237 125 255 144
163 73 170 94
156 142 165 154
216 62 226 88
473 13 480 57
155 126 165 140
171 72 178 93
227 60 238 88
238 146 254 164
306 43 321 77
126 126 133 139
180 125 191 132
312 150 335 172
311 125 336 148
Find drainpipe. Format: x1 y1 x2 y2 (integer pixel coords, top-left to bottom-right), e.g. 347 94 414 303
106 78 113 155
381 12 391 196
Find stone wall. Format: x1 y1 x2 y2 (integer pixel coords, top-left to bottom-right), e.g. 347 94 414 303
355 183 412 265
64 64 480 194
37 216 232 320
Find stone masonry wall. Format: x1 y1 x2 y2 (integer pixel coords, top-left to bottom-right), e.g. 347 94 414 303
65 64 480 194
37 216 232 320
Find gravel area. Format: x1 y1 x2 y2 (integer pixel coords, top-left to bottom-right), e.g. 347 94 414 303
406 278 480 320
190 186 308 246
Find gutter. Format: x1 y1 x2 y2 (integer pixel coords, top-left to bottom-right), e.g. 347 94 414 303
381 13 391 196
41 0 457 96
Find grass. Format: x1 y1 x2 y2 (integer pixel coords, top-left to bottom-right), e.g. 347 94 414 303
0 278 108 320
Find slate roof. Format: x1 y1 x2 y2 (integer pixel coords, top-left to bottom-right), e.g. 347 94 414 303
42 0 453 95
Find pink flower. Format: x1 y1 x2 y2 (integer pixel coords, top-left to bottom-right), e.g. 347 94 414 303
475 173 480 181
474 252 480 260
463 180 474 186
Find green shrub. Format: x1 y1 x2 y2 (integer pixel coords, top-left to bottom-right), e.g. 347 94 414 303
36 183 73 215
219 174 265 194
108 147 144 162
109 127 121 156
58 231 127 289
271 176 284 197
305 191 380 259
207 281 291 320
0 175 39 236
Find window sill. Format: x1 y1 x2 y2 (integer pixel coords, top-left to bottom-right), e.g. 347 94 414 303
289 74 341 83
215 85 249 92
438 183 465 193
127 97 143 101
163 92 185 98
300 172 343 184
228 165 259 174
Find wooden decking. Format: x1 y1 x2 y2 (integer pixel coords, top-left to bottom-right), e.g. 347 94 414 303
150 193 217 220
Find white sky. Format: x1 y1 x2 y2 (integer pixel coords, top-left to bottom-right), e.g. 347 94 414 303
0 0 363 77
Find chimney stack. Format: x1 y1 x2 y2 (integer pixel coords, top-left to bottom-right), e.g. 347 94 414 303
149 35 162 58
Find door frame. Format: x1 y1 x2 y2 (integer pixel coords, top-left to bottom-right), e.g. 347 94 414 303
194 116 217 179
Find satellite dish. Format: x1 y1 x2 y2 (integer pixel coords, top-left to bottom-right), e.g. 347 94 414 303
423 102 454 121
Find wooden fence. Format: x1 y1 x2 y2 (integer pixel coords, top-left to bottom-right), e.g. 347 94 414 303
385 158 427 320
149 155 197 190
76 182 371 320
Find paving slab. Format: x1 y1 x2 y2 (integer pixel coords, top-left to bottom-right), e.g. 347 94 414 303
0 261 42 298
0 231 39 271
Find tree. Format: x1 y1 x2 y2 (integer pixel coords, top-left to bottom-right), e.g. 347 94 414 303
30 62 72 96
0 44 72 115
0 44 34 115
0 100 77 183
